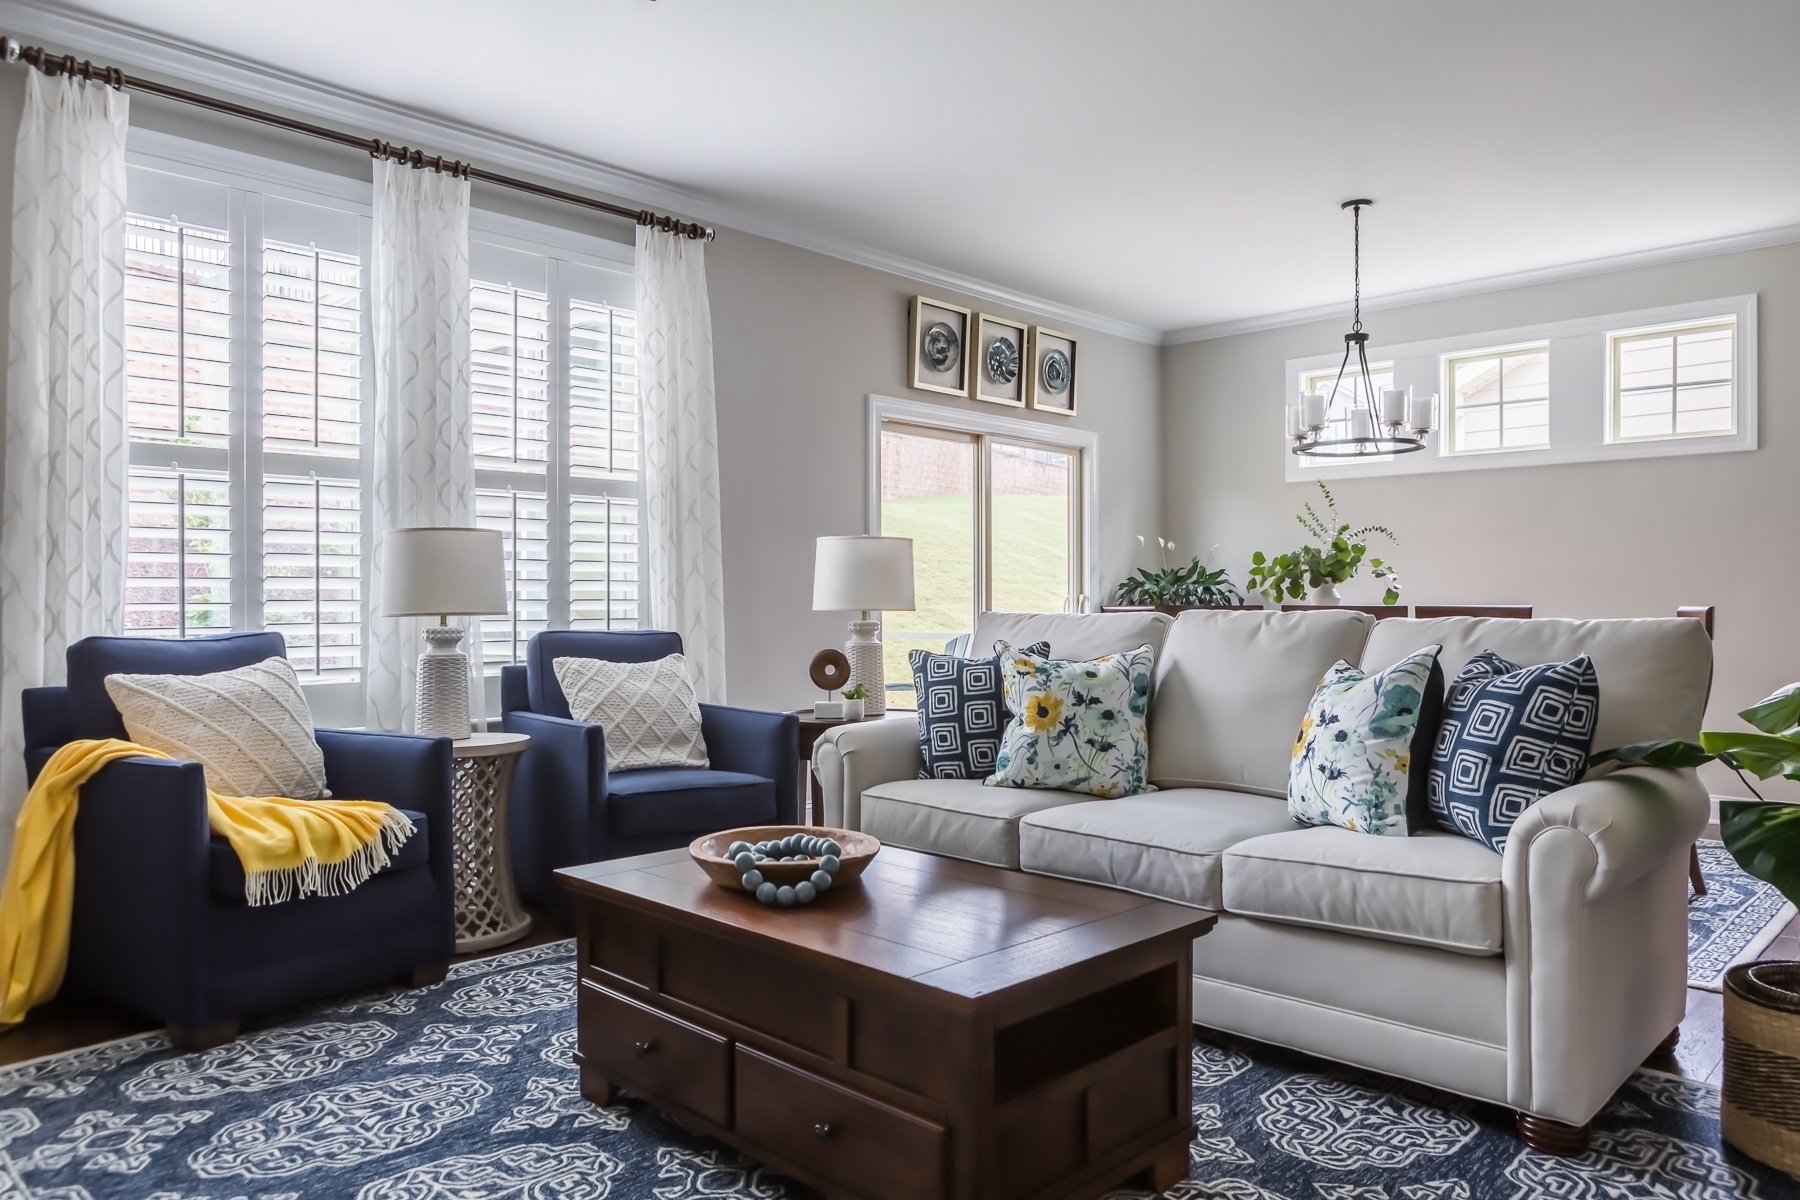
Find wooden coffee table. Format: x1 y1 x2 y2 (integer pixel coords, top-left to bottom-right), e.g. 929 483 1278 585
557 845 1214 1200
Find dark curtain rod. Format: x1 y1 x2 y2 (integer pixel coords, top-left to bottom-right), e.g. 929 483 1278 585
2 37 714 241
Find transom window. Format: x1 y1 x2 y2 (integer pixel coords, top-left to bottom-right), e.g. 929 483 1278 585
1609 318 1735 442
1445 345 1550 453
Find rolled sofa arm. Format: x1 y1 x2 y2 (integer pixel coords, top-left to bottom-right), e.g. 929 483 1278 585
1501 766 1709 1125
812 717 922 830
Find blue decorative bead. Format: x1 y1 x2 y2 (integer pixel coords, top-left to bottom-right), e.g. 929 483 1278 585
727 841 751 857
776 885 796 907
823 839 842 857
734 851 756 872
756 881 777 903
795 881 816 903
811 870 832 892
820 854 840 874
742 869 763 891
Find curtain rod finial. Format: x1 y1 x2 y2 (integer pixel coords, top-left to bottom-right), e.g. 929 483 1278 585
3 38 20 64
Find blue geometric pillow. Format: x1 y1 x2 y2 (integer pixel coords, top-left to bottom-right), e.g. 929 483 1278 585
911 641 1049 780
1427 650 1599 852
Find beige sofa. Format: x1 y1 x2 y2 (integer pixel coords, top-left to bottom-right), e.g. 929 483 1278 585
812 609 1713 1151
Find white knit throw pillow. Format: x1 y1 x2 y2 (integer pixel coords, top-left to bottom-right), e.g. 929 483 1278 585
554 653 710 772
103 656 330 799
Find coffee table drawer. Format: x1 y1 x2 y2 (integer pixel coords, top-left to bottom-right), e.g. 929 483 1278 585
579 981 729 1126
735 1044 945 1200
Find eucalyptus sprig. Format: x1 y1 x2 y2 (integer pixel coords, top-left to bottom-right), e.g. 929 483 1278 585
1246 482 1401 605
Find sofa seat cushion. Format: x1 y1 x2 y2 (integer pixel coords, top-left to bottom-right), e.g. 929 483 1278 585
208 809 431 903
607 767 774 837
1018 789 1301 909
1221 826 1503 955
859 779 1092 868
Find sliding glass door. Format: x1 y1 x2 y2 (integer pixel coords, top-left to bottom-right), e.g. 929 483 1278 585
877 419 1081 704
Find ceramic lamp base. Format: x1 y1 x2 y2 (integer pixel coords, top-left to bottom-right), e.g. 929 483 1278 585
845 618 886 717
416 624 472 740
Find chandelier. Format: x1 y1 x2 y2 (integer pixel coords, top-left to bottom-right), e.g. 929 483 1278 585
1289 200 1435 457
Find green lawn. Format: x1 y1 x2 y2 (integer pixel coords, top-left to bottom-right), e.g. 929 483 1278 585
878 492 1070 693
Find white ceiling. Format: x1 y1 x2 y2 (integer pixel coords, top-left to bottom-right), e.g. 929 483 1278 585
29 0 1800 337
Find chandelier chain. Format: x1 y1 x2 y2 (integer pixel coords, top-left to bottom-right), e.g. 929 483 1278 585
1352 203 1362 334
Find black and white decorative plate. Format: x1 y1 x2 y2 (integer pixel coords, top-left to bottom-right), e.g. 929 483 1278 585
921 321 960 372
1041 348 1072 394
985 336 1019 385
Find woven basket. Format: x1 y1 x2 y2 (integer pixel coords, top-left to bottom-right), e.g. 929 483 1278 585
1723 960 1800 1177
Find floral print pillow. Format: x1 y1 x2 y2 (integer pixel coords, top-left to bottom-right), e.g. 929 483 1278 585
985 642 1155 798
1288 645 1443 836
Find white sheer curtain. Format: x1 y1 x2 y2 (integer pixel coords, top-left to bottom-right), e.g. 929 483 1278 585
636 224 727 703
0 71 129 872
366 159 474 732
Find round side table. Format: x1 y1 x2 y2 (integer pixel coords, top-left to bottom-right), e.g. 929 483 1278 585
450 732 532 953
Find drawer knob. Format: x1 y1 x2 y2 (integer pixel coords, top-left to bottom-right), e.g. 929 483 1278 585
812 1122 833 1141
633 1040 655 1055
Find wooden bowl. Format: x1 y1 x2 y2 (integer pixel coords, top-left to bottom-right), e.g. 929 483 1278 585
689 825 880 892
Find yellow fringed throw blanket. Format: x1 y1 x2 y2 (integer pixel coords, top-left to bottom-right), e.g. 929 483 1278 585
0 738 413 1027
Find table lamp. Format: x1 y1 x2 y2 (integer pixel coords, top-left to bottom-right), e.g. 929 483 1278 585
813 536 914 717
382 526 508 740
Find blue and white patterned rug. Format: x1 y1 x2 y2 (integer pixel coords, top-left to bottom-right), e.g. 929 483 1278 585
1690 839 1796 991
1 939 1795 1199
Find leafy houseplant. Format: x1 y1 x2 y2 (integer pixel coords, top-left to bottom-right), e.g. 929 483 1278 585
1591 682 1800 910
1112 537 1245 609
1594 683 1800 1173
1246 481 1401 606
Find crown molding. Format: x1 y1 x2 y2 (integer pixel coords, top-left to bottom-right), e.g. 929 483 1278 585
1162 221 1800 345
0 0 1163 344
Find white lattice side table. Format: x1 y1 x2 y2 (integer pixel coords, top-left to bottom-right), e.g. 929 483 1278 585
450 732 533 953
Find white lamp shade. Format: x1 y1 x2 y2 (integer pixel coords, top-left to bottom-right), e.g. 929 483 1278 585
812 536 915 612
382 527 508 617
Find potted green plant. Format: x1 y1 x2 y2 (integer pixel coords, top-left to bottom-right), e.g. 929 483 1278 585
1105 537 1248 615
1593 685 1800 1176
1246 481 1401 606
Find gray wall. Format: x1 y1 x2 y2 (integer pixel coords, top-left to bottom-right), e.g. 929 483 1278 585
0 68 1163 716
1161 243 1800 800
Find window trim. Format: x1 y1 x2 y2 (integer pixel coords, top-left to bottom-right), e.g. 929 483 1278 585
1606 315 1738 445
1442 340 1552 457
865 393 1100 614
1283 293 1757 481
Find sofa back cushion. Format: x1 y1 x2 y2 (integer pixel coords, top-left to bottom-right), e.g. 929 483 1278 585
1150 609 1375 796
972 611 1172 664
1361 617 1712 749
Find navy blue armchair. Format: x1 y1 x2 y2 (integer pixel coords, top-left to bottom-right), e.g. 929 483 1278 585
21 631 455 1049
500 630 797 913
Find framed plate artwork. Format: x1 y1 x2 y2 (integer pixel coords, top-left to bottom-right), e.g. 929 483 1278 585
972 313 1028 407
1028 326 1078 415
909 296 971 397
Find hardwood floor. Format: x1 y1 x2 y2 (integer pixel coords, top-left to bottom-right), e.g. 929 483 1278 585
0 899 574 1070
1648 909 1800 1086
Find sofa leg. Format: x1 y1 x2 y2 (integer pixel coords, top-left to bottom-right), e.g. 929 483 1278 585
1516 1112 1591 1156
1144 1145 1189 1193
406 961 450 988
168 1019 239 1052
1654 1026 1681 1056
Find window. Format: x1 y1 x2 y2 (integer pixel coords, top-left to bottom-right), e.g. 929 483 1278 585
871 398 1091 703
1283 294 1756 481
1298 360 1393 466
1445 345 1549 453
470 245 641 691
121 148 638 725
1610 318 1735 442
122 175 370 704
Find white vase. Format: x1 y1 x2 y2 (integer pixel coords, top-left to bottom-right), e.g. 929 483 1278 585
1310 583 1342 606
